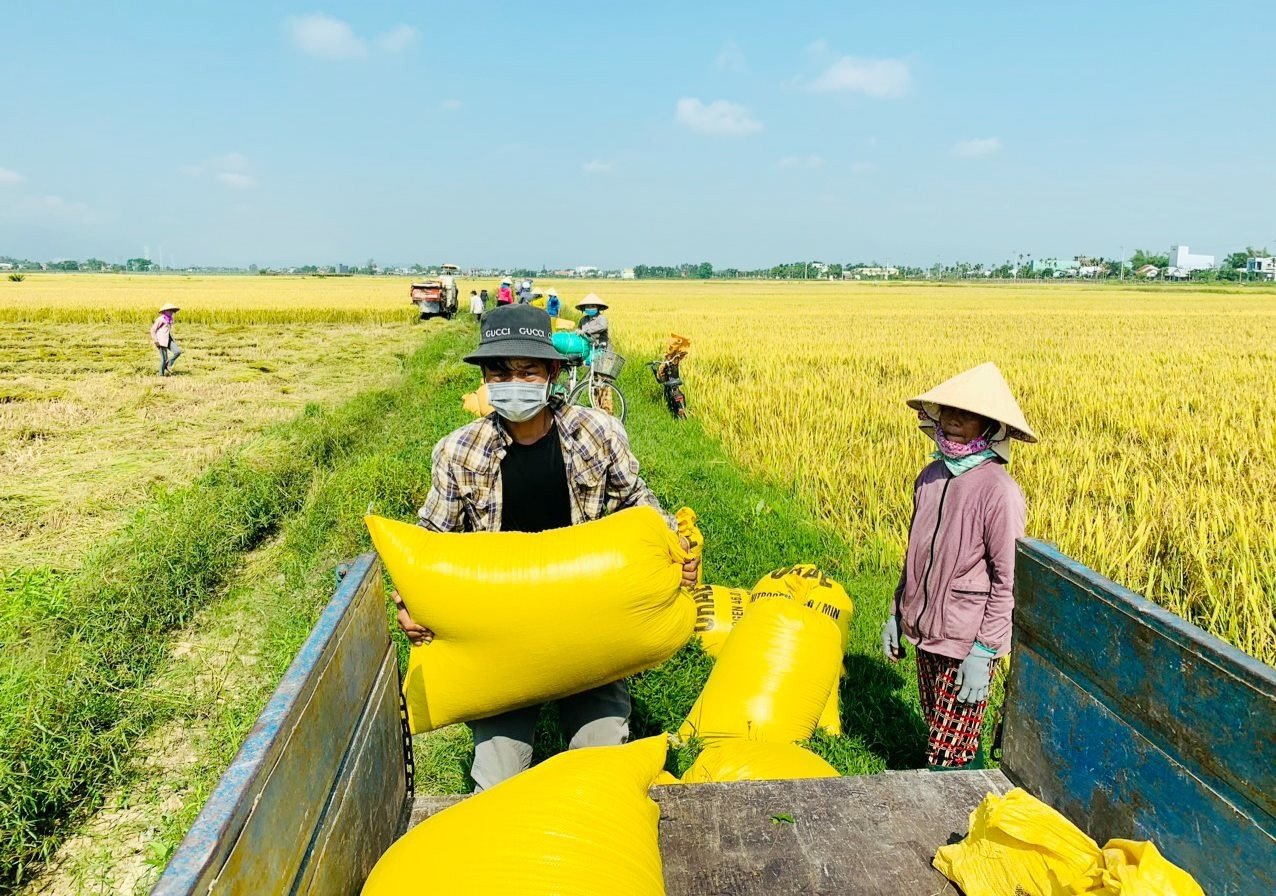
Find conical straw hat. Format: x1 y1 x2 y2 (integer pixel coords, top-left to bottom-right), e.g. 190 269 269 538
907 362 1036 444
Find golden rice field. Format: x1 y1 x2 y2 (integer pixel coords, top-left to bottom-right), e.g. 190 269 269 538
603 279 1276 664
0 275 426 568
3 274 1274 664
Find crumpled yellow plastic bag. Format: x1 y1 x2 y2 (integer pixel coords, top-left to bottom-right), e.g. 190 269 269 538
750 564 852 735
674 506 704 585
680 740 839 784
678 597 841 744
1096 840 1204 896
934 789 1204 896
461 383 494 417
362 735 669 896
367 507 694 733
688 584 752 657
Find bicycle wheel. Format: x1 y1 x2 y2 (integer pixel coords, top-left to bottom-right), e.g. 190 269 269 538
568 378 627 422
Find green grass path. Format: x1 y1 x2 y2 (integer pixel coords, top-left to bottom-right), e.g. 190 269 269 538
6 319 961 892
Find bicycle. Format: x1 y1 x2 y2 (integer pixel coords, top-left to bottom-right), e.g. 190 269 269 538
646 333 690 418
552 334 628 422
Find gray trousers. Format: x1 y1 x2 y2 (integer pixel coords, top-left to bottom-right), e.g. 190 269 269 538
157 340 182 375
468 680 631 792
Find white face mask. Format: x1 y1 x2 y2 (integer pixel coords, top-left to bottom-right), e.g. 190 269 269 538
486 380 550 423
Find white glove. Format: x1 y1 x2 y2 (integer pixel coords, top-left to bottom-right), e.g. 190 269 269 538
954 642 998 703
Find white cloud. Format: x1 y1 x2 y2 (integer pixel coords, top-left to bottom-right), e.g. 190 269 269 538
286 13 367 60
583 160 615 174
953 137 1002 158
675 98 762 137
21 194 95 224
850 161 875 174
806 55 911 98
716 41 746 73
777 155 824 170
440 98 462 111
185 153 256 189
0 167 22 186
218 172 256 189
377 24 419 53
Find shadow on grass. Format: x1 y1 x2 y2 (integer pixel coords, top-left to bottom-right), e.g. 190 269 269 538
838 653 928 770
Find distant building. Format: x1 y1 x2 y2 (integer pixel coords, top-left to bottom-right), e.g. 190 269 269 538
574 265 599 277
1169 245 1214 272
843 266 899 279
1134 264 1160 279
621 268 636 280
1246 256 1276 281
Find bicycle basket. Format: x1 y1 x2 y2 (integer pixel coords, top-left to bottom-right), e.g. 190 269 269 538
590 348 625 379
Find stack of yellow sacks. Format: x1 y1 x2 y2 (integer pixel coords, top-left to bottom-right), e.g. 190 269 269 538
674 559 852 783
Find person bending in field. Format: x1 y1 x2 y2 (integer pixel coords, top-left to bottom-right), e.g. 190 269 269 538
394 304 698 791
150 302 183 376
496 278 514 305
882 362 1035 769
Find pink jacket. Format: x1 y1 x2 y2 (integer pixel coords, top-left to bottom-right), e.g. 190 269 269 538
893 459 1025 659
150 313 172 348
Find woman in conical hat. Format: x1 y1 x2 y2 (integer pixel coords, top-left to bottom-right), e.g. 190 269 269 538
882 362 1034 770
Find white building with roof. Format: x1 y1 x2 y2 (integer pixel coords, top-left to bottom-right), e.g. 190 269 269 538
1168 245 1214 272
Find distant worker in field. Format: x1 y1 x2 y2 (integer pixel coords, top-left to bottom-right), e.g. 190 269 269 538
480 287 490 310
393 304 698 791
497 278 514 305
149 302 183 377
518 278 533 304
545 287 561 319
882 362 1035 770
576 294 610 348
469 289 484 324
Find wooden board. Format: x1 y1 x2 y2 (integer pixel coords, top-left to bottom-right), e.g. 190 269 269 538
152 553 406 896
407 770 1011 895
1002 539 1276 896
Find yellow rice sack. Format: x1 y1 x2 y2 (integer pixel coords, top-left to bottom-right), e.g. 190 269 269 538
751 564 853 736
366 507 694 733
680 740 839 784
362 736 669 896
678 597 842 744
688 584 752 657
751 564 854 651
461 384 494 417
674 506 704 585
933 788 1204 896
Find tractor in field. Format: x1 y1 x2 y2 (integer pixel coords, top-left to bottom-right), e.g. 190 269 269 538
409 264 460 321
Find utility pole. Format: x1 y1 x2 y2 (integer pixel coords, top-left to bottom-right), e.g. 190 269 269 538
1120 245 1125 280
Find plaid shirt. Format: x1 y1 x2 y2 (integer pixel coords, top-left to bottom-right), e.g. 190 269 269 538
418 399 674 533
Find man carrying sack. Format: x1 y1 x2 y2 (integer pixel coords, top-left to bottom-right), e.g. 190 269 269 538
395 304 699 790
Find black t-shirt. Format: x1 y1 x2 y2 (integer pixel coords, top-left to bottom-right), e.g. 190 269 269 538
500 423 573 533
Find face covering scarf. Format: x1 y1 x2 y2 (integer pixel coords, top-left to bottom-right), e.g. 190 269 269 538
922 411 1000 476
486 381 550 423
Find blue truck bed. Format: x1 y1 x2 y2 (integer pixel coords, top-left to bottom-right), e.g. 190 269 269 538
151 540 1276 895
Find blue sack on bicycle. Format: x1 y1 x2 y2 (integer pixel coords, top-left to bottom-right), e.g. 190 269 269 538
553 331 591 362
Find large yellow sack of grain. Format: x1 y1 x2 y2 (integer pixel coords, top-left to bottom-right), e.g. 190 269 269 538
677 597 842 744
366 507 694 733
674 506 703 584
680 740 839 784
461 384 494 417
751 564 854 650
688 584 752 657
751 564 853 736
362 736 669 896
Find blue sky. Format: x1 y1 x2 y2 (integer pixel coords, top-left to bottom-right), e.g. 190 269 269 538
2 1 1274 268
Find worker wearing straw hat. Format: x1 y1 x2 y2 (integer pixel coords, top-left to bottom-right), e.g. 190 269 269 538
575 293 610 348
882 362 1036 769
150 302 183 377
